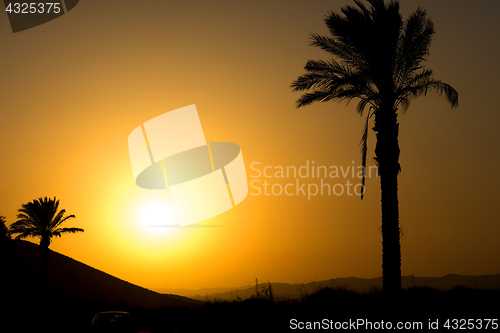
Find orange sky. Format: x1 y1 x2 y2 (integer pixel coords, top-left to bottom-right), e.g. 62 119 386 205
1 0 499 292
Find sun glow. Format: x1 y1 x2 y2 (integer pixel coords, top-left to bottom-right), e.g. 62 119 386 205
138 200 178 228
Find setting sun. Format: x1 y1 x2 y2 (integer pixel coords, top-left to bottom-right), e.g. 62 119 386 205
138 200 178 228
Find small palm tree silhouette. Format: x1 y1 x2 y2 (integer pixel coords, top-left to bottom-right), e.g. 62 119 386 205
9 197 84 283
291 0 458 294
0 214 9 241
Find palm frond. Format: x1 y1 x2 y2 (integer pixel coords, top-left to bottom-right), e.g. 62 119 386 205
394 8 434 86
9 219 41 233
291 59 356 92
12 227 41 240
295 90 339 108
356 98 371 115
309 34 368 70
51 210 76 230
52 227 84 238
428 81 459 108
396 79 459 111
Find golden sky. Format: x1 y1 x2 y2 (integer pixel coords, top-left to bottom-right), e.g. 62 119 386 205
1 0 499 291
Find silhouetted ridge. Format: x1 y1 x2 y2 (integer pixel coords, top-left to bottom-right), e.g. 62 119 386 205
177 274 500 301
4 240 202 309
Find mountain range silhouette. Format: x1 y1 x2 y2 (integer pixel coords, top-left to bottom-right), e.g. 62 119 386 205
174 273 500 301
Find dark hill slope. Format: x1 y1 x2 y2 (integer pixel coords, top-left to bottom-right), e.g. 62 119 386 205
2 240 202 309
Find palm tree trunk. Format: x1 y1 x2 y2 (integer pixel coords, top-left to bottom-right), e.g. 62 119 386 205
39 239 50 332
374 106 402 295
40 238 50 286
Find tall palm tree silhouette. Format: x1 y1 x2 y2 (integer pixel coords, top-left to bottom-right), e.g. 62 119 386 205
9 197 84 283
291 0 458 294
